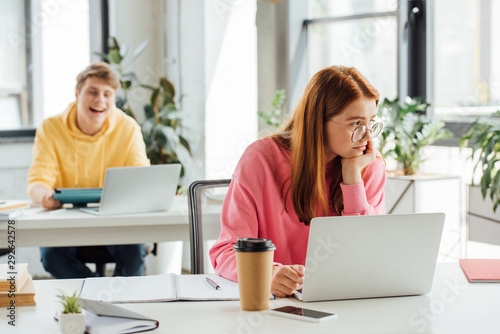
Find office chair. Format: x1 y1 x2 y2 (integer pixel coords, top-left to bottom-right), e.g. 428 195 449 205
75 244 155 277
188 179 231 274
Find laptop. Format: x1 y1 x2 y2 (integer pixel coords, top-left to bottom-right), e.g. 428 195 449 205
80 164 181 216
294 212 445 302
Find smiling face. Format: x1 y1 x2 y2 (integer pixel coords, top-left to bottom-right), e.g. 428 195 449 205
324 97 378 162
75 77 116 135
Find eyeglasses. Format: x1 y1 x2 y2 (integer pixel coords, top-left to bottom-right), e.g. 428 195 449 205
330 120 384 143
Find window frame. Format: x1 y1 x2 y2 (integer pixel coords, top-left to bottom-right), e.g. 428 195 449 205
0 0 108 140
301 0 497 147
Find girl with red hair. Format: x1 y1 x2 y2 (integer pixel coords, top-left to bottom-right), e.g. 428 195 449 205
210 66 386 297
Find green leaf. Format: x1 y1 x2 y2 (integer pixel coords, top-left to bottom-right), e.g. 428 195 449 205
141 84 157 91
143 105 156 121
119 43 129 58
158 125 179 154
108 49 123 64
271 89 286 109
175 143 192 169
108 36 119 48
93 52 110 62
115 97 126 110
150 88 160 107
121 80 132 89
122 72 138 82
179 135 191 153
123 38 151 67
57 290 82 314
158 109 183 120
490 166 500 202
154 128 170 154
160 77 176 98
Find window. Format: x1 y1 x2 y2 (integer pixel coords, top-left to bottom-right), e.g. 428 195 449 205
0 0 100 135
40 0 90 121
0 1 27 130
306 0 398 100
433 0 500 121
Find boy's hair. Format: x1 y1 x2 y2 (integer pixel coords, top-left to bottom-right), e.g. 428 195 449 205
76 61 120 92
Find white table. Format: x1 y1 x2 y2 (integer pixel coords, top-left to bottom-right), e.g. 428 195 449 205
2 263 499 333
0 196 221 248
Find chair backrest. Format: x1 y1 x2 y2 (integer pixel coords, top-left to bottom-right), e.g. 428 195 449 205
188 179 231 274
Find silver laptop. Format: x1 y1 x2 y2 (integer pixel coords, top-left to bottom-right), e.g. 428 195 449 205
294 212 445 302
80 164 181 216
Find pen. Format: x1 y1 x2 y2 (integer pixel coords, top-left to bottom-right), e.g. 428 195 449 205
206 277 220 290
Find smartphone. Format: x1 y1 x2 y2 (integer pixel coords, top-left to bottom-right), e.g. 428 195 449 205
269 306 337 323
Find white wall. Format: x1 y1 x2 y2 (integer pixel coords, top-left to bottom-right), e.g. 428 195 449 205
0 141 33 199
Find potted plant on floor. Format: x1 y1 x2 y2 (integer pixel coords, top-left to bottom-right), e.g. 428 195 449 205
57 291 85 334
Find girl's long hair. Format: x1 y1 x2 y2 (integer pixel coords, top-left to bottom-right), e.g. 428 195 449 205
272 66 379 225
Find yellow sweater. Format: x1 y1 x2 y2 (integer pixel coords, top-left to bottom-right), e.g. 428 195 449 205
27 102 150 191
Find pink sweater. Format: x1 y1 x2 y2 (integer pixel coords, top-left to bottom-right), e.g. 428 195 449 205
209 137 386 282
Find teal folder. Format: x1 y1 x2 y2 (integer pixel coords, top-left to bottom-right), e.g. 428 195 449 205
53 188 102 205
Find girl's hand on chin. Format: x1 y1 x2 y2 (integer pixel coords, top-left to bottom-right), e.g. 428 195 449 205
341 141 376 185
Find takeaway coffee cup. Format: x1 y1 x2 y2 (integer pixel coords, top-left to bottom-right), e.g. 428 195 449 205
234 238 276 311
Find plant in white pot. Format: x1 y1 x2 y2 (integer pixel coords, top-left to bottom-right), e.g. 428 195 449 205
378 97 453 175
57 291 85 334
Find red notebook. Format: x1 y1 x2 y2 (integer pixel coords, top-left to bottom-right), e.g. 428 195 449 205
459 259 500 283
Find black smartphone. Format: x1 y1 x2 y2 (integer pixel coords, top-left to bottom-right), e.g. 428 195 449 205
269 306 337 323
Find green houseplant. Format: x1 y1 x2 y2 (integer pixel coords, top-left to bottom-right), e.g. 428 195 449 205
460 110 500 211
57 291 85 334
95 37 150 119
378 97 453 175
257 89 287 129
96 37 192 175
141 77 192 174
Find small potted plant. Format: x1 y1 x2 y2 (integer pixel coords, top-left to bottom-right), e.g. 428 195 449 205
57 291 85 334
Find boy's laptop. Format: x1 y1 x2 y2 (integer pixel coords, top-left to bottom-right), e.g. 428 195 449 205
294 212 445 302
80 164 181 216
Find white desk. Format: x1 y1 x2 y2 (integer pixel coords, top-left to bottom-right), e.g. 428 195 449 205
2 263 499 333
0 196 221 248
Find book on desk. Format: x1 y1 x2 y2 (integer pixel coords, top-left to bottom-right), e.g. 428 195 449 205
0 200 31 220
0 200 30 212
80 273 241 303
459 259 500 283
0 263 36 307
54 299 159 334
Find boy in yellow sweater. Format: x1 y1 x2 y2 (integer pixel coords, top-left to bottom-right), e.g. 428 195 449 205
27 62 150 278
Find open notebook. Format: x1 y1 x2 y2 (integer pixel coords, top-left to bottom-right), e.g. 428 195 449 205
80 274 240 303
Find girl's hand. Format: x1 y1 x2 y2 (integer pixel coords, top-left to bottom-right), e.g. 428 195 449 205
341 140 377 185
271 265 305 297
